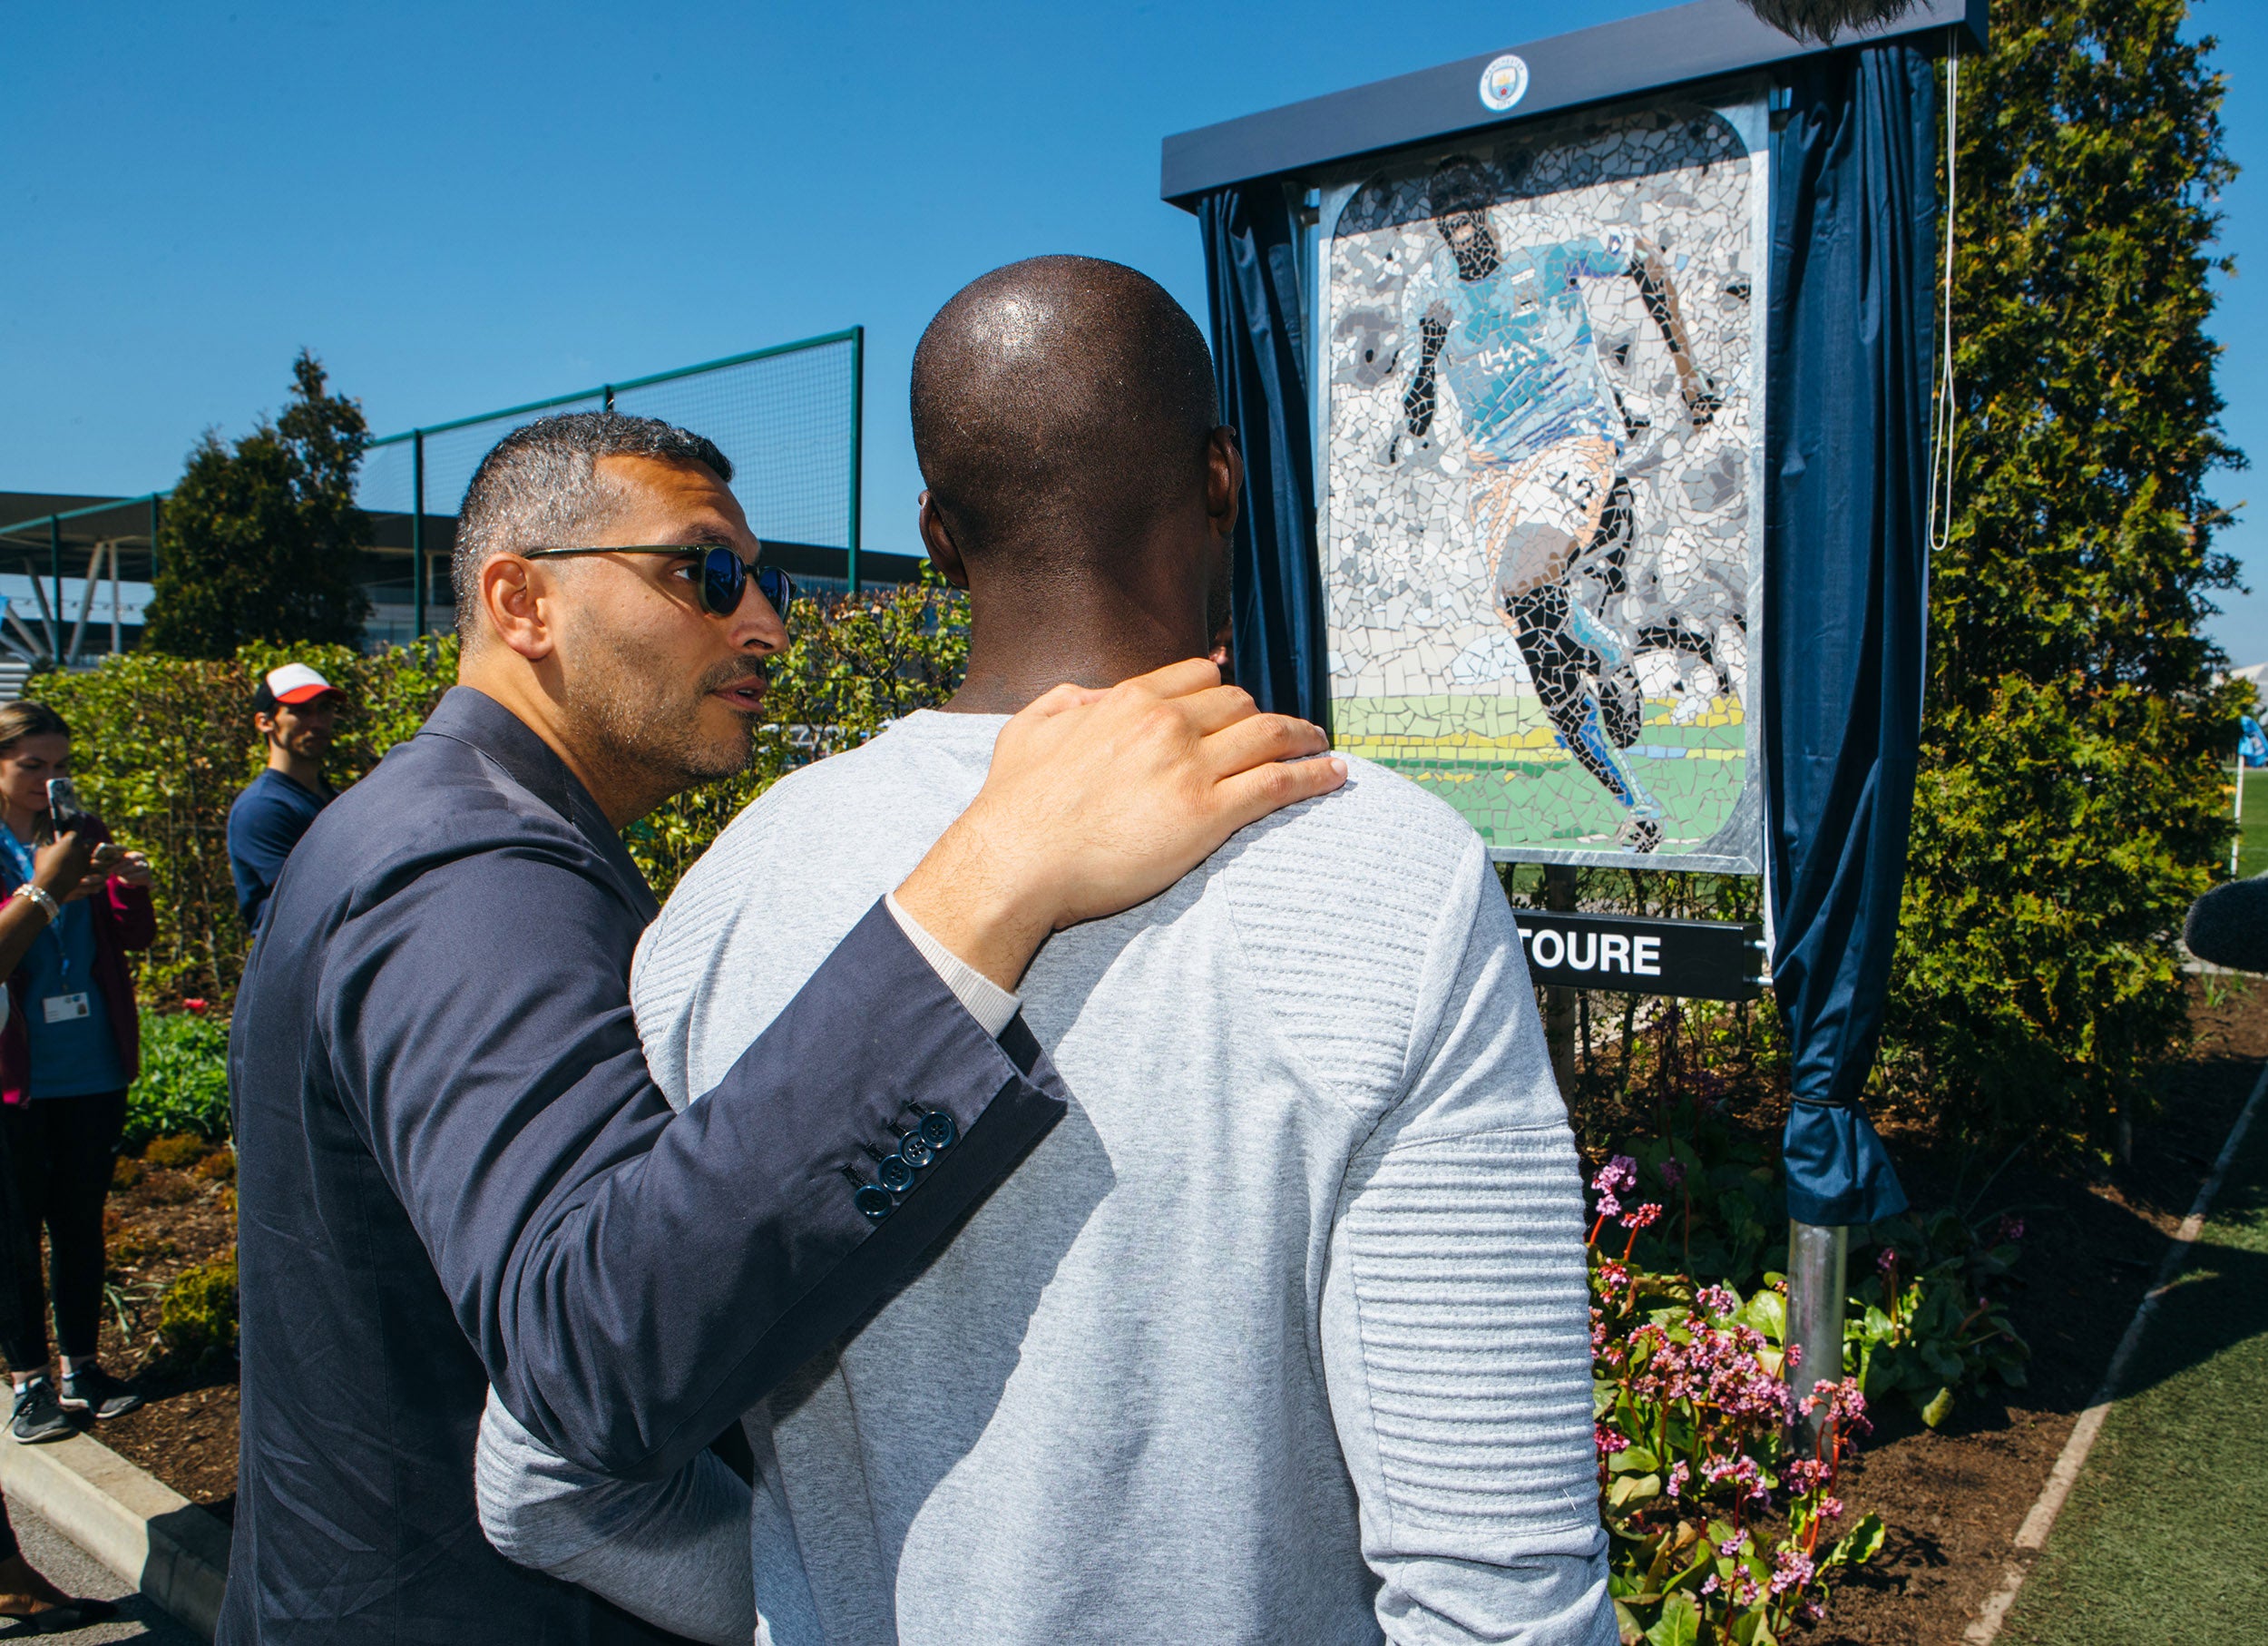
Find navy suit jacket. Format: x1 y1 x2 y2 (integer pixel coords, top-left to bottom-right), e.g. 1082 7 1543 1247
221 687 1065 1643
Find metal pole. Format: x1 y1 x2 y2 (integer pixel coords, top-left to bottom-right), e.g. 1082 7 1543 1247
149 495 161 585
1786 1219 1849 1448
2233 732 2246 879
110 539 121 656
47 518 62 670
412 431 426 641
1542 864 1578 1094
67 542 104 667
847 325 865 593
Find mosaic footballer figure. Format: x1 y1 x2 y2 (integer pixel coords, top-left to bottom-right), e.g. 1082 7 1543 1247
1389 155 1723 851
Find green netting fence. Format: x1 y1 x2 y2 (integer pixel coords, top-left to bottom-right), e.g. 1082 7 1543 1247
355 328 868 643
0 325 870 658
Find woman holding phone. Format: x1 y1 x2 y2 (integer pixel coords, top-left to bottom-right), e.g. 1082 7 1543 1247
0 702 156 1445
0 822 121 1623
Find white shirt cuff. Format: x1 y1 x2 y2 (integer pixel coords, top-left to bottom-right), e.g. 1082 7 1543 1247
884 890 1022 1039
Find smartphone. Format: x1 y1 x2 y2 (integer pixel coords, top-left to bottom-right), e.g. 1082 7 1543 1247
45 777 93 834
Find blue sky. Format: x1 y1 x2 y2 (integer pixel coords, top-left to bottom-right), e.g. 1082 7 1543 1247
5 0 2266 661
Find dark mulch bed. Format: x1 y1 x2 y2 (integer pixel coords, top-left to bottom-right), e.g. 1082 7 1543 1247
74 976 2268 1629
86 1149 238 1512
1807 974 2267 1645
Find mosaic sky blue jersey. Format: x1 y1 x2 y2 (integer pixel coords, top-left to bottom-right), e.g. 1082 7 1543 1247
1403 230 1635 461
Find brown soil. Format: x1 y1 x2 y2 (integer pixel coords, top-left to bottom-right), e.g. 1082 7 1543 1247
83 1147 239 1514
1809 974 2268 1644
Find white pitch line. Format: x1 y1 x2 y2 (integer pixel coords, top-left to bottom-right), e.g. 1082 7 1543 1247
1962 1055 2268 1644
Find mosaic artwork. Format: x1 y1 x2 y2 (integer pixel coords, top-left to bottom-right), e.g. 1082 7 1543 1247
1320 98 1767 869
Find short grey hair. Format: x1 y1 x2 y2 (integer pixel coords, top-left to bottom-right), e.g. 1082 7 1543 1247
451 412 735 645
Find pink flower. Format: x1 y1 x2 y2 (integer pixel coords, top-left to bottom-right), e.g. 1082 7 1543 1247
1999 1215 2027 1242
182 998 210 1014
1876 1247 1899 1275
1827 1379 1871 1429
1717 1533 1746 1558
1594 1422 1629 1456
1594 1191 1623 1221
1700 1574 1721 1597
1667 1461 1689 1499
1818 1495 1845 1522
1657 1158 1686 1188
1784 1341 1804 1372
1799 1378 1872 1433
1695 1283 1737 1317
1621 1201 1665 1231
1770 1550 1816 1595
1702 1452 1769 1504
1782 1458 1827 1493
1592 1155 1638 1198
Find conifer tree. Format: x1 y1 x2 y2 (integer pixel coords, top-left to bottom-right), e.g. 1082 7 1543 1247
1886 0 2252 1143
145 351 372 658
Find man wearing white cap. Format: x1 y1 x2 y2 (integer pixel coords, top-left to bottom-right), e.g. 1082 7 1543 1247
226 661 343 936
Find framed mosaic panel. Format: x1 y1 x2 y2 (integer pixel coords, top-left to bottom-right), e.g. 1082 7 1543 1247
1317 92 1769 871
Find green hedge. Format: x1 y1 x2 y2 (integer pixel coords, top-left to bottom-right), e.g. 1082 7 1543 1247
28 580 969 1007
32 639 457 1005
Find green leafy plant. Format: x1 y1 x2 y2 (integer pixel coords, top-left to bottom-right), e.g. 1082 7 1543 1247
1589 1103 2032 1440
1846 1210 2028 1427
155 1254 238 1367
126 1009 234 1146
1589 1158 1884 1643
1606 1095 1781 1294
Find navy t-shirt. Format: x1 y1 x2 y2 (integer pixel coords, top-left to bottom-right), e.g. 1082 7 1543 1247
228 769 332 934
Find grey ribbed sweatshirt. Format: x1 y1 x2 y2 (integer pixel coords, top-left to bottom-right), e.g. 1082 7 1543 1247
477 710 1611 1646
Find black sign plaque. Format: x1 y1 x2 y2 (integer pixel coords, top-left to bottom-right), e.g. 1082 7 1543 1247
1511 910 1767 1001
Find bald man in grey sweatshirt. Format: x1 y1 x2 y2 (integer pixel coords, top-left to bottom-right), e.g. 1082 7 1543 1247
475 256 1610 1646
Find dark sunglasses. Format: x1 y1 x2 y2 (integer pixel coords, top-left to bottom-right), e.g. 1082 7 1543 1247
520 544 794 623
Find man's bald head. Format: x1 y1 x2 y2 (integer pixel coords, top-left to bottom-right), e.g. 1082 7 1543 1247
912 256 1220 563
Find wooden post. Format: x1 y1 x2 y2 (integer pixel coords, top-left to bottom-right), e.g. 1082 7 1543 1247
1544 864 1579 1094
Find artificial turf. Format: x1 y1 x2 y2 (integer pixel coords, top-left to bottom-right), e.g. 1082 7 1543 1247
1997 1081 2268 1643
2229 766 2268 880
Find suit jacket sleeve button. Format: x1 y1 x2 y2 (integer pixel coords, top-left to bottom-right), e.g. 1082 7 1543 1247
919 1111 958 1151
877 1154 917 1194
853 1184 894 1221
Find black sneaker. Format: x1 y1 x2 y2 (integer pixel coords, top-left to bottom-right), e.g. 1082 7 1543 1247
9 1377 69 1444
57 1364 142 1421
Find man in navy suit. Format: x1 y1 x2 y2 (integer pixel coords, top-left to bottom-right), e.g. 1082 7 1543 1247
221 411 1341 1643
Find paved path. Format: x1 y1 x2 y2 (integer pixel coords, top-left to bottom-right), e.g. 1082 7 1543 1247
0 1494 200 1643
1999 1086 2268 1642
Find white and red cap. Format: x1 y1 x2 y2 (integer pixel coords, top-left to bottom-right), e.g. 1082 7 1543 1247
252 662 344 714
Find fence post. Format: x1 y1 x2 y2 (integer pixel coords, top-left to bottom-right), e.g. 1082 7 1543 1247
847 326 865 593
412 431 427 641
47 516 64 671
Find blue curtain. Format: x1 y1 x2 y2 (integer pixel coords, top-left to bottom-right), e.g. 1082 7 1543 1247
1198 187 1332 729
1765 44 1935 1227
